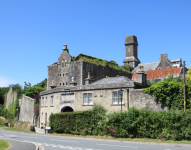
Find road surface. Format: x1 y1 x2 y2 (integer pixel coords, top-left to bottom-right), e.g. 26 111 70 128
0 128 191 150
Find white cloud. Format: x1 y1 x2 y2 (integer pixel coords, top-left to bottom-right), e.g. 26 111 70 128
0 76 16 87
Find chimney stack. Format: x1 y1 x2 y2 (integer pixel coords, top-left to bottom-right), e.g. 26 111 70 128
63 44 67 49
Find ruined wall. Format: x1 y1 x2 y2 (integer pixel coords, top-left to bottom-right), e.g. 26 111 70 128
19 95 34 124
129 89 167 111
6 87 17 109
82 62 132 85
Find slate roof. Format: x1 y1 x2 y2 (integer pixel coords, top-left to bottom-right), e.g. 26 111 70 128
123 56 141 63
133 62 159 73
133 59 180 73
132 67 183 81
125 35 138 45
171 59 181 62
91 76 134 85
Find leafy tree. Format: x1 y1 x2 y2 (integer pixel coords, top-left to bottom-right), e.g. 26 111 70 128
187 66 191 80
0 87 9 104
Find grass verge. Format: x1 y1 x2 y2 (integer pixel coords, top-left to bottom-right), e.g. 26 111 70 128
49 133 191 145
0 139 12 150
0 126 35 133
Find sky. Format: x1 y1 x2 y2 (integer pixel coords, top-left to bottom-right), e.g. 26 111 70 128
0 0 191 88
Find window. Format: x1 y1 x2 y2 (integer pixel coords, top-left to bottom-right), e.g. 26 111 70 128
41 113 43 123
62 59 65 68
66 73 68 76
65 60 67 67
83 93 93 105
63 83 64 86
112 91 123 104
52 80 54 85
45 97 47 107
60 74 61 77
41 97 44 107
66 82 67 85
50 96 54 107
63 73 64 76
60 83 61 86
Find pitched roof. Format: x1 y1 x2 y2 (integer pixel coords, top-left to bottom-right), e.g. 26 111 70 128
133 62 159 73
91 76 134 85
132 67 183 81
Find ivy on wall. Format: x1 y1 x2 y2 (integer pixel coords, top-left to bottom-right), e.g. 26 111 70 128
143 76 191 110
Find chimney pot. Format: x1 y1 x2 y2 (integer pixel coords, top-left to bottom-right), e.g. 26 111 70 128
63 44 67 49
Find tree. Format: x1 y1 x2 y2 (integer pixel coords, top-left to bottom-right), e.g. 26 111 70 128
0 87 9 104
187 66 191 80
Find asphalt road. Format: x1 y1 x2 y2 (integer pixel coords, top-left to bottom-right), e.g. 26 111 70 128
0 129 191 150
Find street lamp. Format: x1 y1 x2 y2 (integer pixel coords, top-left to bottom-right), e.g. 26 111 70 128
118 88 123 112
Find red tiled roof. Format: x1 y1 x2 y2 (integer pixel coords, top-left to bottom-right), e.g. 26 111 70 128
132 67 183 81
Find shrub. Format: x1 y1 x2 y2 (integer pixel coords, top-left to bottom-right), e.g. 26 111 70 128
0 116 6 125
49 106 191 141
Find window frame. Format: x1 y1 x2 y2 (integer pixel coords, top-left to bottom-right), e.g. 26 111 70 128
45 97 47 107
41 97 44 107
112 91 124 104
83 93 93 105
50 96 54 107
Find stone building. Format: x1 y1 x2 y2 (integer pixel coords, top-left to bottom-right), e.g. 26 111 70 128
47 45 132 90
133 53 182 73
40 35 168 127
132 67 183 83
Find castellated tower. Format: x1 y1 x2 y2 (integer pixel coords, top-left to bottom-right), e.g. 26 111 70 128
123 35 140 68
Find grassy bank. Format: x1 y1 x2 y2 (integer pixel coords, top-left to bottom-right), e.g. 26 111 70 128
0 126 35 133
0 139 12 150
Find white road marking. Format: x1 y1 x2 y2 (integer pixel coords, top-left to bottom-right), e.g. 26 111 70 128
96 143 138 148
164 149 172 150
21 136 37 138
50 139 79 143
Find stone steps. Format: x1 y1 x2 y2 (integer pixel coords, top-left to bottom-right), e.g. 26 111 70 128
35 127 45 134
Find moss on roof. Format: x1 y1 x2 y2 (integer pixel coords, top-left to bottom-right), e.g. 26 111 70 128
72 54 133 73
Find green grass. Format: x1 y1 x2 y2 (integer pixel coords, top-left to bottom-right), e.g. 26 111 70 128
0 139 11 150
1 127 35 133
50 133 191 145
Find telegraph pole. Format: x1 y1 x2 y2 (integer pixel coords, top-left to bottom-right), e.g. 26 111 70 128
183 61 186 112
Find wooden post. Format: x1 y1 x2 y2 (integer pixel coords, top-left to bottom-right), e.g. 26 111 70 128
183 61 186 112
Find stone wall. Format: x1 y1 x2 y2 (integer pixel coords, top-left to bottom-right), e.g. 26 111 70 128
82 62 132 85
129 89 167 111
19 95 35 124
6 87 17 109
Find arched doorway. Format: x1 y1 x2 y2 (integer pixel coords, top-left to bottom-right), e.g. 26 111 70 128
61 106 74 112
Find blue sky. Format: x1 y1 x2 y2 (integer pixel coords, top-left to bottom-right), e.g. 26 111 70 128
0 0 191 88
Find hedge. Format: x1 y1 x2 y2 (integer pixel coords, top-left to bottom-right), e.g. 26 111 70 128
49 106 191 141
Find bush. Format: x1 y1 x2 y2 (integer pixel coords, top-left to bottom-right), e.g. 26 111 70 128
0 116 6 125
49 104 107 135
49 106 191 141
